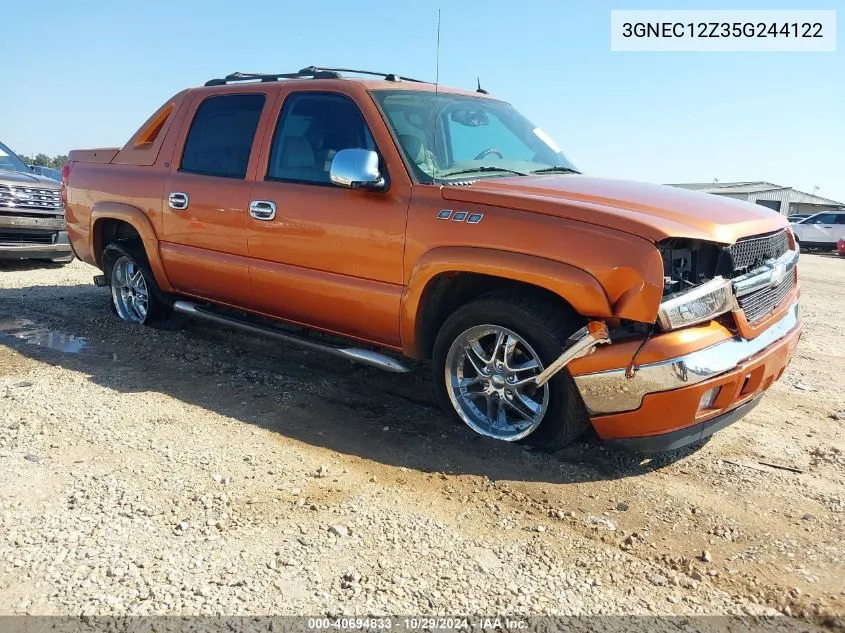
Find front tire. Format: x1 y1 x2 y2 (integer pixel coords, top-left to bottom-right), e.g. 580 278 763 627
432 293 591 449
102 241 169 325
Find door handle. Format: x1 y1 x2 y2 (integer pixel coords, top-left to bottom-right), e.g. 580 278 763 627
168 192 189 210
249 200 276 221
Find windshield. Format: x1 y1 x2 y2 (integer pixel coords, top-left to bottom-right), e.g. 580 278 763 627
370 90 578 183
0 141 32 174
32 165 62 181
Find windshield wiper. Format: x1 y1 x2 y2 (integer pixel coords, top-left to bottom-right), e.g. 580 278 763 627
530 166 580 175
439 166 529 178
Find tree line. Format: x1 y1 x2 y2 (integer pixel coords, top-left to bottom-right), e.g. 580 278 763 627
17 153 68 170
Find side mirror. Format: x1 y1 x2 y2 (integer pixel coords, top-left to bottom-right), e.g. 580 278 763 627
330 149 385 191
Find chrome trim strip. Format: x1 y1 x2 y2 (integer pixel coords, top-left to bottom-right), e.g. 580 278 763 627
574 300 801 415
732 248 798 298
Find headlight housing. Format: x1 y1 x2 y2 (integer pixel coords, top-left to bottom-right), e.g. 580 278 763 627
657 277 733 330
785 224 800 255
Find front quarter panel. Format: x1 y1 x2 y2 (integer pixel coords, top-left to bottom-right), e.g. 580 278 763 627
402 186 666 354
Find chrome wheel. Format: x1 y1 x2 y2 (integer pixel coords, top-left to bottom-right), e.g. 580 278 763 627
444 324 549 441
110 256 149 324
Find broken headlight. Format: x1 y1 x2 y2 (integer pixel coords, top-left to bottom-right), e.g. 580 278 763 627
657 277 733 330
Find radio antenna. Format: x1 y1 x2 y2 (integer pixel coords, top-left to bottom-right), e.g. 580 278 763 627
431 9 441 183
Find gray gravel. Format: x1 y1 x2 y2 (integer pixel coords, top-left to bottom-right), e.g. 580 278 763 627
0 256 843 627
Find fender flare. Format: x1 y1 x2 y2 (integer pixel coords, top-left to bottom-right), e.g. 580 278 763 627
90 202 173 292
400 246 614 357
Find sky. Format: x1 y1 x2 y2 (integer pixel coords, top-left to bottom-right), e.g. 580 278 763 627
2 0 843 201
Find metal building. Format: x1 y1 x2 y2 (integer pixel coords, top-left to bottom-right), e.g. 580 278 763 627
667 181 844 218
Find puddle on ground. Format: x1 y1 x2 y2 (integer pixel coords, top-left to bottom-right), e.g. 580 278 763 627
0 318 88 354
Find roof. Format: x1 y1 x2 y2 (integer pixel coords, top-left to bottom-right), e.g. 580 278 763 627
668 181 844 205
204 67 432 86
192 77 499 102
669 181 785 195
197 66 499 100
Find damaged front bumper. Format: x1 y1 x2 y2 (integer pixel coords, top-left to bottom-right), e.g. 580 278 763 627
575 300 801 415
571 298 802 452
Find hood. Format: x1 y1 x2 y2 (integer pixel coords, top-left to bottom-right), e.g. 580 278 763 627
440 175 788 244
0 168 61 189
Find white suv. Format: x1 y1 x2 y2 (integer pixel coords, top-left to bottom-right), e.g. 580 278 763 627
790 211 845 250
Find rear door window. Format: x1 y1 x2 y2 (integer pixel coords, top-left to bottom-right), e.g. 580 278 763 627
180 94 266 179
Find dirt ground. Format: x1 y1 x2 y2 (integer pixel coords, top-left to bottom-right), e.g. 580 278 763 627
0 252 843 627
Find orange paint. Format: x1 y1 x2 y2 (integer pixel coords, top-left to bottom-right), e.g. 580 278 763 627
63 75 800 446
591 323 802 440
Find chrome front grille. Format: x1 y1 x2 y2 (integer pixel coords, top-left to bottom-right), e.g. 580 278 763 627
0 184 63 217
729 229 790 274
737 272 795 323
729 229 798 324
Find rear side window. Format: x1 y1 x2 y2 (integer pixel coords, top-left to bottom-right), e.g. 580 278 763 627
806 213 837 224
835 214 845 224
180 94 266 178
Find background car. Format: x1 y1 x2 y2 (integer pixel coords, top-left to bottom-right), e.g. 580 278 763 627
787 214 812 222
0 140 72 263
28 165 62 181
789 211 845 250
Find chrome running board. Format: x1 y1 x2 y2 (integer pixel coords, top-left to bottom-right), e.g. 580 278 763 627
172 301 411 373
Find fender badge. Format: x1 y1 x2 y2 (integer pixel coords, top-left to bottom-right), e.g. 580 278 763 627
437 209 484 224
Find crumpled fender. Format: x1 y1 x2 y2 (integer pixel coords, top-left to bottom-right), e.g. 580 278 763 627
400 246 616 357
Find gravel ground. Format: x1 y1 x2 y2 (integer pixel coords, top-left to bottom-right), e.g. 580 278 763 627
0 253 843 628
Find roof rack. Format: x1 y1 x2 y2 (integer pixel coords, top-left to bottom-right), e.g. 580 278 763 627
204 66 430 87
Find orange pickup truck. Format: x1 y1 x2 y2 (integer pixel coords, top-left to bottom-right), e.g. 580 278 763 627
63 66 802 452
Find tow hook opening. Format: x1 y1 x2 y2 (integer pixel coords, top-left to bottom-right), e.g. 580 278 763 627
534 320 610 387
93 275 109 287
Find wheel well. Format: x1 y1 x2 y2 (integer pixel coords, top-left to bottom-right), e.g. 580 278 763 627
415 272 582 359
93 219 142 267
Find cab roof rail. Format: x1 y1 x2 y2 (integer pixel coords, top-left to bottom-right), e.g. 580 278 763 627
309 67 430 83
204 66 429 87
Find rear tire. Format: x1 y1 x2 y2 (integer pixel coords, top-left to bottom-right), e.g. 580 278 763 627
432 292 591 450
101 241 170 325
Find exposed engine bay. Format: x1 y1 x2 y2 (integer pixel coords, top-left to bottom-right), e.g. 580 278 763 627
658 238 735 297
